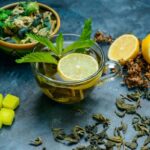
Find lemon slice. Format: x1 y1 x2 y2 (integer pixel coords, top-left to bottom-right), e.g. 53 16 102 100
142 34 150 64
108 34 139 61
57 53 99 81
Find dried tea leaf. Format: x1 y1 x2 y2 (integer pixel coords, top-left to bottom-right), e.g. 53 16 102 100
29 137 43 146
107 136 123 143
116 99 138 114
121 121 128 134
144 136 150 146
92 114 110 125
141 146 150 150
127 91 142 101
64 134 80 144
125 141 138 149
52 128 66 141
132 116 140 124
105 140 116 149
115 110 126 118
85 124 98 134
73 125 85 138
136 131 146 138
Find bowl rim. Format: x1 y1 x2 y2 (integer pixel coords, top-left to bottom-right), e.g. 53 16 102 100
0 2 61 50
31 34 105 86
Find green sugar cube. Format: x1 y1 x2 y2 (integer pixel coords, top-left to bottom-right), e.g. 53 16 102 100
0 108 15 126
3 94 20 110
0 94 3 109
0 118 2 129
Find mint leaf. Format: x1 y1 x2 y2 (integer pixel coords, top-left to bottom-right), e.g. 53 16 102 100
79 18 92 40
63 40 94 54
16 52 58 64
27 34 58 55
56 33 64 56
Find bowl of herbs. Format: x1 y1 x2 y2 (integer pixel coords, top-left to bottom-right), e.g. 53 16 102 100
16 19 121 104
0 1 60 55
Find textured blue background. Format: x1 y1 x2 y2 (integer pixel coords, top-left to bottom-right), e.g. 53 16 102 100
0 0 150 150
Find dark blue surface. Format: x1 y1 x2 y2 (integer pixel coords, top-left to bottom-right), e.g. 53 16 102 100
0 0 150 150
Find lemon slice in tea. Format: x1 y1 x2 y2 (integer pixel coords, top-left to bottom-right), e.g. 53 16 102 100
108 34 139 62
57 53 99 81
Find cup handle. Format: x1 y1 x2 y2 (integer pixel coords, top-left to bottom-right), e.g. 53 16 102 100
98 60 122 85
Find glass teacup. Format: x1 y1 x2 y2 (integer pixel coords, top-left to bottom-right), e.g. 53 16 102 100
31 34 121 104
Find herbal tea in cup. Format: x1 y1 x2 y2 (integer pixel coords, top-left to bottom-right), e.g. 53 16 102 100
16 20 121 104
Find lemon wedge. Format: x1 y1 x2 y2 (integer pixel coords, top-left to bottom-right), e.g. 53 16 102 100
142 34 150 64
57 53 99 81
108 34 139 62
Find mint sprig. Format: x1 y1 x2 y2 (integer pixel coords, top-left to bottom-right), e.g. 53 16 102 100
16 18 93 64
80 18 92 40
16 52 58 64
63 40 94 54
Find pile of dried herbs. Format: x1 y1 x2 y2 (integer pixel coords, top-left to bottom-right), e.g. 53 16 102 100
94 31 113 44
121 53 150 89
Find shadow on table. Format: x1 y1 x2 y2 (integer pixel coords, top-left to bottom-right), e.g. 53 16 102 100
34 92 98 129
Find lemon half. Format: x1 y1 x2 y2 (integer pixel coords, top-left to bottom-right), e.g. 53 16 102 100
142 34 150 64
108 34 139 62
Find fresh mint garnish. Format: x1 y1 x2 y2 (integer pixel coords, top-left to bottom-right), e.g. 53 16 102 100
56 33 64 56
79 18 92 40
16 18 94 64
63 40 94 54
16 52 58 64
27 34 58 55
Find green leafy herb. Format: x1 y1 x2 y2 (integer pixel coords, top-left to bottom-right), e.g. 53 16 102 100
27 34 58 55
0 8 12 21
79 18 92 40
63 40 94 54
56 33 63 56
16 52 58 64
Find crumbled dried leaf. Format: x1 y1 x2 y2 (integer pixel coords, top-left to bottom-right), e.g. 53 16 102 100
115 110 126 118
116 98 138 113
29 137 43 146
92 114 110 125
52 128 66 141
125 141 138 149
107 136 123 143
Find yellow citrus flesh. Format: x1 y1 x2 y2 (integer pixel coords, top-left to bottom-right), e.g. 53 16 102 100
57 53 99 81
108 34 139 62
142 34 150 64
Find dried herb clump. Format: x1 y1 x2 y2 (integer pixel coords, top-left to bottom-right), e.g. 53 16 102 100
94 31 113 44
122 53 150 89
52 126 85 145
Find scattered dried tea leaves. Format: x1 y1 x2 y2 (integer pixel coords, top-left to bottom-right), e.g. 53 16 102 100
52 125 85 145
94 31 113 44
29 137 43 146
